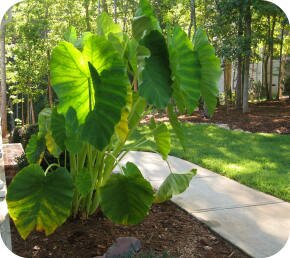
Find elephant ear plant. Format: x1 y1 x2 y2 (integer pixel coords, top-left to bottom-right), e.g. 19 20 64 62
7 0 221 239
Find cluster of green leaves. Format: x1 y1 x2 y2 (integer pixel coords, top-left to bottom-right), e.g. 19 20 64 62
7 0 221 240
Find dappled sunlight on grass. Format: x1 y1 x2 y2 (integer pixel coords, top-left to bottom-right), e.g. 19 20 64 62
130 123 290 201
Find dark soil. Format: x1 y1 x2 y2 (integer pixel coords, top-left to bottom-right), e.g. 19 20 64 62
10 202 249 258
147 99 290 134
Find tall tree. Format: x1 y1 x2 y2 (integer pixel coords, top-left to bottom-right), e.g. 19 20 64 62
242 0 252 113
83 0 91 31
188 0 196 38
276 18 286 100
0 8 12 136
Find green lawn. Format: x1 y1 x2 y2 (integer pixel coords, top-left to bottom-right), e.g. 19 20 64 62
127 123 290 201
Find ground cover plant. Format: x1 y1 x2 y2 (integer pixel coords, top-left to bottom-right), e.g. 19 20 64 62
6 0 221 240
128 123 290 201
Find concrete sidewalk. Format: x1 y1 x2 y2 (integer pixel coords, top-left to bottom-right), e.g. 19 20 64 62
119 151 290 258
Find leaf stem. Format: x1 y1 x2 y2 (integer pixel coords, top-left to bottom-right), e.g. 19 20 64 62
44 163 60 175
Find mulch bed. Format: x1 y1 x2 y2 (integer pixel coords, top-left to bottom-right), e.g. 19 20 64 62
10 202 249 258
188 99 290 134
148 99 290 134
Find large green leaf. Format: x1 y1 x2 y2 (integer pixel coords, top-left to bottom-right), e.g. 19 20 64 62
51 42 90 124
132 0 161 40
155 169 197 203
51 35 129 150
25 134 46 164
193 28 221 115
7 165 74 239
82 60 128 150
168 26 201 113
96 13 123 41
100 162 154 225
139 30 172 108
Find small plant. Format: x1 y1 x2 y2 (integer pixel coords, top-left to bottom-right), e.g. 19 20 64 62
10 124 39 148
7 0 221 239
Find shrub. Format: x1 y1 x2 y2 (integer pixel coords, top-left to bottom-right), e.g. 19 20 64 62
10 124 39 149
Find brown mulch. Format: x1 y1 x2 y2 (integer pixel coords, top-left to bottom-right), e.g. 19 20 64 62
187 99 290 134
146 99 290 134
10 202 249 258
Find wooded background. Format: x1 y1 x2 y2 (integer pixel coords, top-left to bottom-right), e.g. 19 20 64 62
0 0 289 136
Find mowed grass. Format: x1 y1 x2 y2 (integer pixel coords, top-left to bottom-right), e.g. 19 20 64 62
127 123 290 201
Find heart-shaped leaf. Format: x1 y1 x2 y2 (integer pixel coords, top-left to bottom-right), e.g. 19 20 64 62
193 28 221 115
96 13 123 41
155 169 197 203
168 26 201 113
51 42 90 124
139 30 172 108
82 61 128 150
7 165 74 239
100 162 153 225
132 0 161 40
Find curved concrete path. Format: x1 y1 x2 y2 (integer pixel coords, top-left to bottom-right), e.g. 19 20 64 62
119 151 290 258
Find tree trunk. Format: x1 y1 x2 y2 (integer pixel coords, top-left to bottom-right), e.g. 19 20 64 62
122 0 128 31
263 53 269 99
276 21 285 100
26 98 30 125
21 94 24 126
268 16 276 100
98 0 101 16
113 0 117 23
188 0 196 38
9 99 15 131
235 1 243 110
224 59 232 112
30 100 35 124
242 0 251 114
0 9 12 137
47 50 53 107
236 57 242 109
102 0 108 13
84 0 91 31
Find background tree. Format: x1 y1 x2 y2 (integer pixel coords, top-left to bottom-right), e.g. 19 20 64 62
1 0 289 136
0 8 12 136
